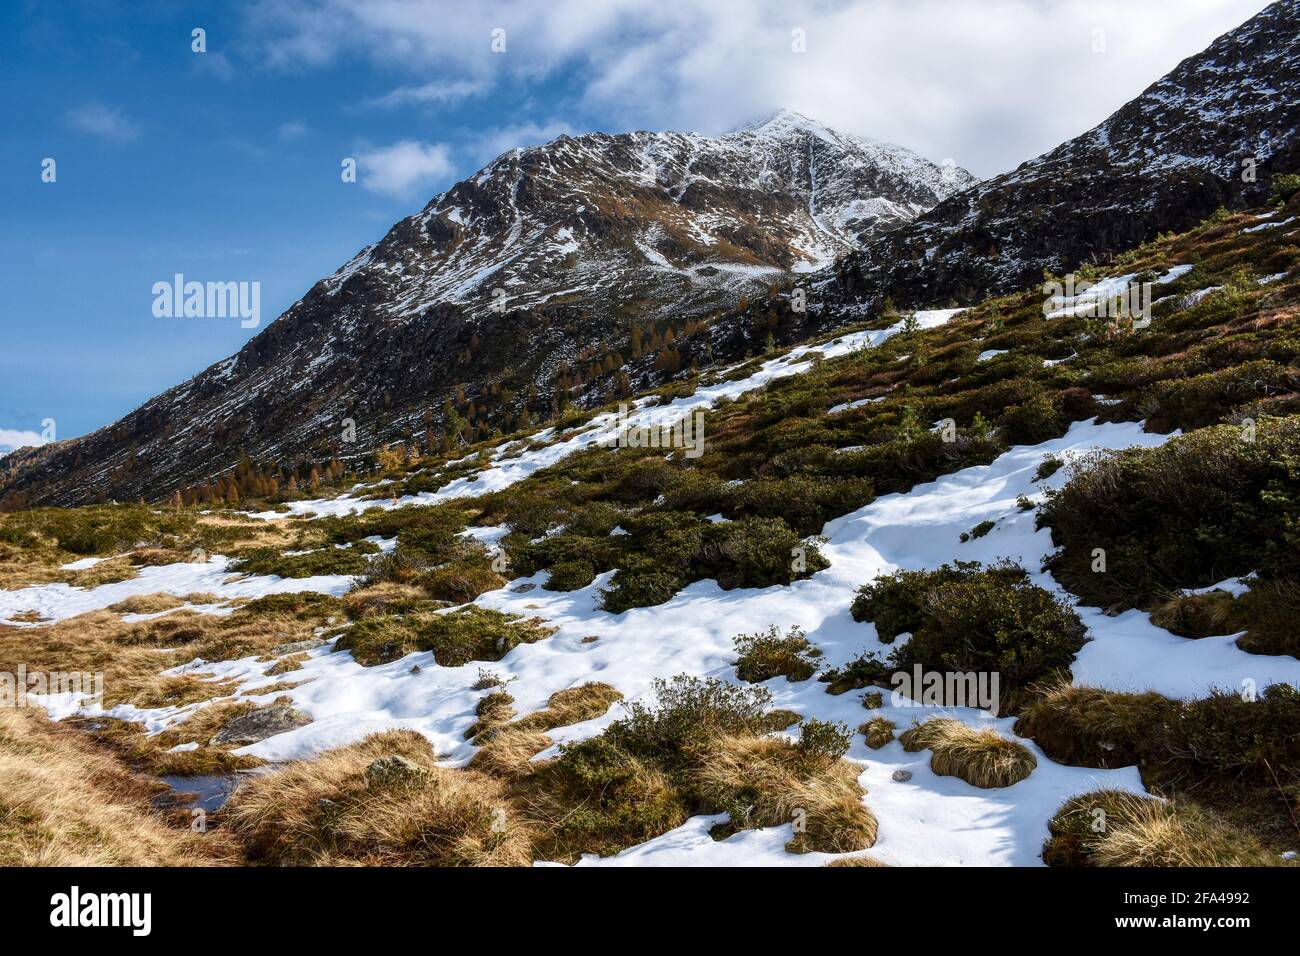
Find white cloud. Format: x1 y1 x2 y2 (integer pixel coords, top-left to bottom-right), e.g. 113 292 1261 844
466 120 577 165
277 118 311 140
64 102 141 143
357 140 457 198
0 429 47 454
247 0 1273 176
368 79 489 109
193 51 236 81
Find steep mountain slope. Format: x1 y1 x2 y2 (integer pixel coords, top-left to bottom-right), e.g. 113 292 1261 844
1 112 972 508
815 0 1300 312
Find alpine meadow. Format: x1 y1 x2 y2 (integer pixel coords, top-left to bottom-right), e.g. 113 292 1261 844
2 0 1299 930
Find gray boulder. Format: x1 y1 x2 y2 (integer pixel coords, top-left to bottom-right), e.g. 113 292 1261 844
210 704 311 746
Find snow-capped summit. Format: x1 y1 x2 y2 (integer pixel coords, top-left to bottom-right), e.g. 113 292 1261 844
739 108 846 142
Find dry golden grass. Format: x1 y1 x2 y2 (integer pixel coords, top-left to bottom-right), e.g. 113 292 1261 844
517 683 623 731
0 708 235 865
0 547 139 591
465 690 517 741
900 718 1037 788
0 601 332 711
264 652 309 676
107 592 187 615
124 673 241 710
1045 790 1287 867
470 682 623 778
128 547 197 567
860 716 896 750
470 726 555 779
0 600 320 781
826 854 890 867
342 582 429 618
226 729 534 866
693 734 878 854
0 610 203 709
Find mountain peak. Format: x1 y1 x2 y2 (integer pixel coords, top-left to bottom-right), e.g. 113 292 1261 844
2 111 972 506
738 109 843 143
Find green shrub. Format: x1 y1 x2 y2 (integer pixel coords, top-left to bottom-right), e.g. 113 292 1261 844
819 650 892 696
0 504 203 556
531 676 874 860
997 392 1066 445
1269 172 1300 206
733 625 821 683
359 549 431 587
240 591 345 621
231 542 375 578
419 557 506 604
598 514 827 612
960 519 995 542
334 606 556 667
605 676 777 767
1142 360 1296 432
599 561 688 612
847 561 1085 711
511 533 620 584
1039 417 1300 610
319 506 469 551
795 718 854 769
850 561 1009 642
544 559 599 591
726 476 875 535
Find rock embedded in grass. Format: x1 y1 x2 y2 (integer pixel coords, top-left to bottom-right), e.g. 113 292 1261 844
209 703 311 747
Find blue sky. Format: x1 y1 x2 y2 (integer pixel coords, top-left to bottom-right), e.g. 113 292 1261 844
0 0 1272 448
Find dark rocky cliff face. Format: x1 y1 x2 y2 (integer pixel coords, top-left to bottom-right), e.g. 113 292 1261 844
820 0 1300 313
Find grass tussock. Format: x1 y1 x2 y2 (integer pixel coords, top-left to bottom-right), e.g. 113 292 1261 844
899 718 1036 788
825 854 890 867
342 582 433 618
106 592 187 615
225 729 534 866
1044 790 1285 867
860 717 896 749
